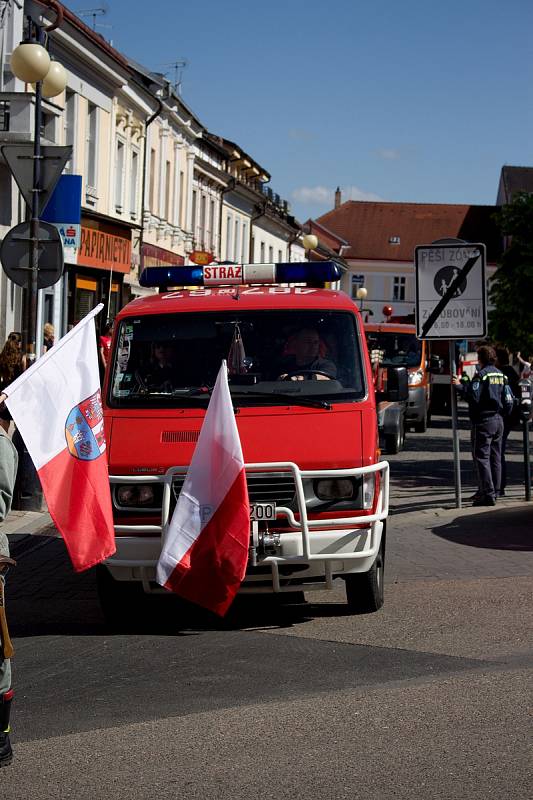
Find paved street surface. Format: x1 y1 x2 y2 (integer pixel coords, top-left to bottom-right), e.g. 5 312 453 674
2 410 532 799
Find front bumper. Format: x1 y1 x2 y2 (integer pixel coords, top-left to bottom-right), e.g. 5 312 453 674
106 460 390 594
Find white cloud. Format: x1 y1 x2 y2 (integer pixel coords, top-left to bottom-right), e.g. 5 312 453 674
291 185 383 205
375 148 401 160
291 186 334 205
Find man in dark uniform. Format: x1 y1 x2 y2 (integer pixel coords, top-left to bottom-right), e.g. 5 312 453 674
454 345 512 507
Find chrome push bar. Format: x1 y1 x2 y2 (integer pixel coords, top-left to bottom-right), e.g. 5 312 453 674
109 460 389 568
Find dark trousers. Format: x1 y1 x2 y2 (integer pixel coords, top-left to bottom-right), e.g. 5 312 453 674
501 421 512 493
471 415 504 500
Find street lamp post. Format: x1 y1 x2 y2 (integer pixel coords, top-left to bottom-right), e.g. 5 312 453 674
302 232 318 262
9 2 66 365
356 285 367 310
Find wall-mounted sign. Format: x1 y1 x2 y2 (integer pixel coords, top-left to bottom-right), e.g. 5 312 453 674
142 243 184 268
41 175 82 264
189 250 215 266
78 224 131 274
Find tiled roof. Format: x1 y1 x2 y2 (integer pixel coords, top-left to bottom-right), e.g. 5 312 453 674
317 201 502 263
498 166 533 204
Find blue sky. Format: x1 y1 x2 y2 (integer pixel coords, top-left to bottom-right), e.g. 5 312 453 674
85 0 532 222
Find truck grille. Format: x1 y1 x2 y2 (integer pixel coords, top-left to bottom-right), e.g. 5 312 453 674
171 471 296 506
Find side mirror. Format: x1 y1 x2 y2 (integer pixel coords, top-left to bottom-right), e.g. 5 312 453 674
387 366 409 402
429 354 443 373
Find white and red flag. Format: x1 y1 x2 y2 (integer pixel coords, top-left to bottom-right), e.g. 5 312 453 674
156 361 250 616
3 305 115 572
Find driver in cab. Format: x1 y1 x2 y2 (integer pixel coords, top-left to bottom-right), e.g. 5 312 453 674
278 327 337 381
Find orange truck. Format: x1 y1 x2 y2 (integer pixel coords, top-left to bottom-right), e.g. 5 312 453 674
364 322 431 449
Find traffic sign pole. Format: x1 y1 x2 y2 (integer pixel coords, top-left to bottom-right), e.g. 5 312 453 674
27 63 43 366
449 340 462 509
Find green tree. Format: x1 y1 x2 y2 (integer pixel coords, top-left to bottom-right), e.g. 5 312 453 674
489 192 533 355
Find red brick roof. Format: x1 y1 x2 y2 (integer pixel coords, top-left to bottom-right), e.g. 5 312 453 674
317 201 502 264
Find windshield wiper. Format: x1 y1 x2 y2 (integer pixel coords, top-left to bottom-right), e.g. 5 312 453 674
172 386 212 397
232 390 331 410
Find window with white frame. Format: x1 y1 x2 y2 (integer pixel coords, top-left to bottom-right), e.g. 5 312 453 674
149 148 156 213
234 219 240 263
241 222 247 261
278 249 283 262
260 241 265 262
40 111 56 142
209 199 215 250
178 171 184 228
130 149 139 217
191 190 197 241
114 139 125 211
85 101 97 190
268 245 273 263
225 213 232 260
164 160 172 221
350 274 365 299
64 90 76 173
393 276 406 301
199 194 206 247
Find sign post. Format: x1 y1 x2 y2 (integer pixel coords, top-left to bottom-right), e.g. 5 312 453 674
0 141 71 364
415 239 487 509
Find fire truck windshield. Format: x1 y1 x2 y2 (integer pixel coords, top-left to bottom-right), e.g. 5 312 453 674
365 332 422 368
108 310 365 408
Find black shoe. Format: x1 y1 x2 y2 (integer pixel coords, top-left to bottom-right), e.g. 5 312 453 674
470 492 482 501
499 489 506 497
0 731 13 767
472 495 496 507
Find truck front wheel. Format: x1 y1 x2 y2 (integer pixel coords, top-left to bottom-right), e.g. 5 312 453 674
344 537 385 613
96 565 145 630
384 423 404 454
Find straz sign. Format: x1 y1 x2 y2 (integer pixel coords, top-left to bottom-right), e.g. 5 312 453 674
414 243 487 340
202 263 276 285
204 264 243 284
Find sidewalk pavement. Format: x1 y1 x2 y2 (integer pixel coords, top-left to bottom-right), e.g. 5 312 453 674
4 509 55 538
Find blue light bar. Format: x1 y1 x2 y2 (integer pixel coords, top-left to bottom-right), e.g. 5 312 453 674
139 261 343 288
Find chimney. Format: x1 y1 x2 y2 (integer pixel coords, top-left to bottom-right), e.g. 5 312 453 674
334 186 341 209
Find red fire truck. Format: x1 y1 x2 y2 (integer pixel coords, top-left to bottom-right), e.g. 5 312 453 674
99 261 389 619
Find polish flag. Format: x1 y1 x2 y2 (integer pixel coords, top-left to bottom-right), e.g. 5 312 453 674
156 361 250 616
3 305 115 572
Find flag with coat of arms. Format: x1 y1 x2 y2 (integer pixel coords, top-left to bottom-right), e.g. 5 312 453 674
3 304 115 572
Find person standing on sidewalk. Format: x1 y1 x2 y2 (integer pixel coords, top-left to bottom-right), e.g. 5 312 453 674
496 348 520 496
453 345 513 507
0 413 18 768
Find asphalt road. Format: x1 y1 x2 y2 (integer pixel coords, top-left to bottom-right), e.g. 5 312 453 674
2 411 532 799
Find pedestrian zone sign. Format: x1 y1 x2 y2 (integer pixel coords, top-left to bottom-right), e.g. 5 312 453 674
414 242 487 340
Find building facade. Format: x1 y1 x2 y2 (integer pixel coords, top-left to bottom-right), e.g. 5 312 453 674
316 195 502 321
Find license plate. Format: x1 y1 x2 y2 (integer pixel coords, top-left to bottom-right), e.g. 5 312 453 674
250 502 276 521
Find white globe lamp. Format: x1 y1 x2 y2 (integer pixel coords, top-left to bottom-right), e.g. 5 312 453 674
10 42 51 82
39 61 67 98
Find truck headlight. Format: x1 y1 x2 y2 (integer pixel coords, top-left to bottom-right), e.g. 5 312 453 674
314 478 355 501
408 369 424 386
362 474 375 509
115 484 157 508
